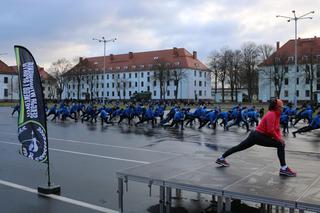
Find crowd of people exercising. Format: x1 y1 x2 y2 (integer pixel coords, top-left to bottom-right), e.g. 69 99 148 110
11 99 320 138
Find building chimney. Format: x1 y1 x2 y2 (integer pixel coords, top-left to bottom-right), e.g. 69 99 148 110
193 51 197 59
79 57 83 63
129 52 133 59
276 41 280 50
110 54 114 60
173 47 178 56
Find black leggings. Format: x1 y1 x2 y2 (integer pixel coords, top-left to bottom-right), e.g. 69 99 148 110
222 131 286 166
293 126 318 134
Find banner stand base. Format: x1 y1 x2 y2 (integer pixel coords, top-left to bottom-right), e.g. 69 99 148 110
38 185 61 195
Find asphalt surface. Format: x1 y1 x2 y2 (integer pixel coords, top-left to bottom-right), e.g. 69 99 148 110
0 107 319 213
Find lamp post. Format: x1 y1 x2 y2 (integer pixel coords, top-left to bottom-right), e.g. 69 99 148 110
276 10 314 103
93 37 116 104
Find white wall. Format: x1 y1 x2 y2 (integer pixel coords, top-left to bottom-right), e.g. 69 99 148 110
0 74 19 100
62 68 212 100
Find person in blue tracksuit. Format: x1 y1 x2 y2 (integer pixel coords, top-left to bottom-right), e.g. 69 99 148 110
293 105 313 126
169 108 184 130
247 110 260 127
118 105 134 125
135 106 156 127
70 103 79 121
217 111 230 130
198 109 218 129
47 104 57 120
100 109 113 125
280 111 289 134
292 111 320 137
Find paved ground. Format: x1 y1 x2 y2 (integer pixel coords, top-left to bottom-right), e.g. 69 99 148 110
0 107 319 213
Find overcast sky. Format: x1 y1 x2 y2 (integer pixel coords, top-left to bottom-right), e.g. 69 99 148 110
0 0 319 70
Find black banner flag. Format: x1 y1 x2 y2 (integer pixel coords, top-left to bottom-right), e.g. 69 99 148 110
14 46 48 163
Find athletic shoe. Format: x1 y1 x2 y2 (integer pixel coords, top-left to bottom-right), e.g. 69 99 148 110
215 158 230 167
279 167 297 177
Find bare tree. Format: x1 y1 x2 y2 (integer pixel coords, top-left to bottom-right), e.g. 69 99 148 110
172 67 187 100
208 51 220 101
270 53 288 98
300 48 318 102
258 44 275 61
241 42 260 102
152 59 173 100
217 47 231 102
49 58 73 101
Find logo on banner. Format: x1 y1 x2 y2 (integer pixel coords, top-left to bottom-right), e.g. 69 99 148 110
18 123 47 162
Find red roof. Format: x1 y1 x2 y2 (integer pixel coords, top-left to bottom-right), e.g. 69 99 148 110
7 65 53 80
66 48 209 75
0 60 16 74
261 37 320 66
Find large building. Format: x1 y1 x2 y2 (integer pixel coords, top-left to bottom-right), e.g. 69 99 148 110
259 37 320 103
63 48 212 100
0 59 56 101
0 60 19 101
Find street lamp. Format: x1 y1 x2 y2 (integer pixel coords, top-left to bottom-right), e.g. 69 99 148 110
276 10 314 104
93 37 116 103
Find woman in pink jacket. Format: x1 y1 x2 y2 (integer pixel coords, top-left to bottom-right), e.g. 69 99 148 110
216 98 296 177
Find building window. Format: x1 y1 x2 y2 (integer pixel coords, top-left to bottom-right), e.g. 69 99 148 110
284 78 288 85
153 81 156 86
204 72 207 78
204 90 206 96
4 89 8 97
102 75 104 80
200 72 202 77
107 91 109 96
112 91 114 96
284 66 288 73
96 83 99 88
141 82 144 87
199 81 202 87
129 91 132 96
194 80 196 86
205 81 206 87
167 80 170 86
135 73 137 78
167 90 170 96
296 78 299 85
306 90 310 97
284 90 288 97
141 72 144 77
129 82 132 87
101 83 104 88
117 91 120 97
194 70 196 77
153 90 156 96
107 74 109 79
117 74 120 79
82 84 84 89
123 73 126 78
101 91 104 97
129 73 132 78
107 83 109 88
112 83 115 88
112 74 115 79
97 75 99 80
199 90 202 96
147 77 150 82
296 90 299 97
147 86 150 91
4 77 8 83
135 82 137 87
317 84 320 90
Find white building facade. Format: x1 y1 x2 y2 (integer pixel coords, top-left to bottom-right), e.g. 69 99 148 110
258 37 320 103
63 48 212 100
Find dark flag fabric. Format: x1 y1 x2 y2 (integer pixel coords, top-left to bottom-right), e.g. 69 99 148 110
14 46 48 163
